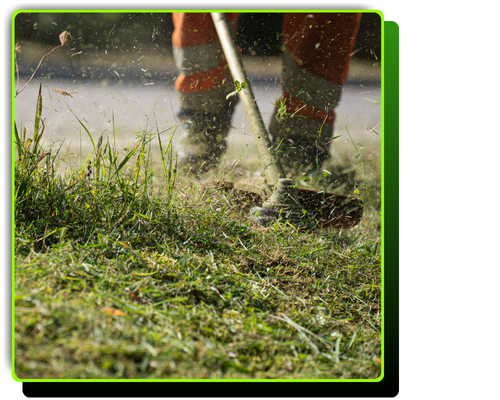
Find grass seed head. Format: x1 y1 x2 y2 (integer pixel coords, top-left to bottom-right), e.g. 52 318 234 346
59 31 72 46
52 89 73 97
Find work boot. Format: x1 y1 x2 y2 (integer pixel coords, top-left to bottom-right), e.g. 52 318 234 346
268 110 335 177
268 110 357 191
177 100 236 174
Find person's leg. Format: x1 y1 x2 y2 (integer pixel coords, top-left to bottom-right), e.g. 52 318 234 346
172 12 240 172
270 13 362 175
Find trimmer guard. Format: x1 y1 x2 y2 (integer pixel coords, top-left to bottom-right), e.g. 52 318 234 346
207 178 363 229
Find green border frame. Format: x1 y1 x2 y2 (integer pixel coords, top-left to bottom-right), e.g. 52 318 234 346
11 8 402 391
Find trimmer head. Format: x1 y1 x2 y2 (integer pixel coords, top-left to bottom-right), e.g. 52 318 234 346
206 178 363 230
247 178 316 230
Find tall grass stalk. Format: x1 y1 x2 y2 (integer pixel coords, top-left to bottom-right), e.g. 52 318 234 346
155 112 178 214
14 77 47 200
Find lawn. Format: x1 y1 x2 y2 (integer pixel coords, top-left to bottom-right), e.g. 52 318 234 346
13 50 382 381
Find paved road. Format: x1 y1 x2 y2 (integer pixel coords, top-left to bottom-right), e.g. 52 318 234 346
14 66 381 166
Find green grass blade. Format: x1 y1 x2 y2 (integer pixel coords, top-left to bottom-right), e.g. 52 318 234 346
16 151 48 199
67 105 95 148
23 138 32 153
14 121 23 159
110 141 141 181
34 78 43 140
33 122 45 155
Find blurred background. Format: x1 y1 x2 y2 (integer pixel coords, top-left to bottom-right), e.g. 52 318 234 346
14 12 381 61
14 12 381 177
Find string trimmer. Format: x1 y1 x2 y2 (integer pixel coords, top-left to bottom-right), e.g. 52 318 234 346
210 13 362 230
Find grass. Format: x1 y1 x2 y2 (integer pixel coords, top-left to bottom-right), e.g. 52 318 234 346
14 65 381 380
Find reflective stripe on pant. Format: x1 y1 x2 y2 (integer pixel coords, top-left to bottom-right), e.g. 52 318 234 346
280 13 362 125
172 13 240 114
173 12 360 122
268 13 362 172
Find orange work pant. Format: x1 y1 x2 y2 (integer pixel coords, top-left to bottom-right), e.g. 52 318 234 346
172 12 361 125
